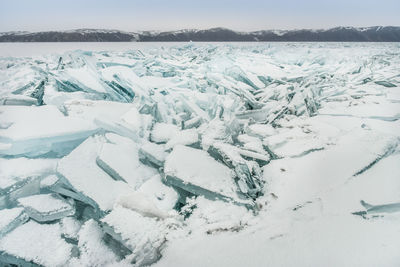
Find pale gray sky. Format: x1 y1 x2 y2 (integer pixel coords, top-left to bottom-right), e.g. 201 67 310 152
0 0 399 32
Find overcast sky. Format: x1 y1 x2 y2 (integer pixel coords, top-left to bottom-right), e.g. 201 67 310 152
1 0 399 32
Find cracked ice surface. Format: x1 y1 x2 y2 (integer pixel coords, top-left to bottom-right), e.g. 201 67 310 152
0 42 400 266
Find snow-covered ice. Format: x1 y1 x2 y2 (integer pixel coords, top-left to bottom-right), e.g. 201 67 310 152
0 42 399 266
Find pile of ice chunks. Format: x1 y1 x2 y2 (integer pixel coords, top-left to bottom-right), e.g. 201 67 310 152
0 43 399 266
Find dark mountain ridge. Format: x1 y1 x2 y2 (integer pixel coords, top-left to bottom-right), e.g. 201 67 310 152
1 26 399 42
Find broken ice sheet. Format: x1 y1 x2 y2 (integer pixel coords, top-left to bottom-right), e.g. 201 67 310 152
18 193 75 222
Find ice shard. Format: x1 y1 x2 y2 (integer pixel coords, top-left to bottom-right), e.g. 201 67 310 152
0 207 29 238
352 200 400 217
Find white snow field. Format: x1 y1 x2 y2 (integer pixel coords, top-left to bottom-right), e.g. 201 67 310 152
0 42 399 266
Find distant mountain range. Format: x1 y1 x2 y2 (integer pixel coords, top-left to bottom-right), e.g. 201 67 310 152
1 26 400 42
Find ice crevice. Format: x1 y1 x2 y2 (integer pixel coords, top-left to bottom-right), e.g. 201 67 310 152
0 43 399 266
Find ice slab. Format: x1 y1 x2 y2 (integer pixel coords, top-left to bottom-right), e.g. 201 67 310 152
0 221 73 266
57 135 135 212
97 134 157 188
139 142 168 168
0 157 58 179
0 207 29 238
64 99 133 122
164 145 252 207
18 193 75 222
0 105 98 156
0 94 38 106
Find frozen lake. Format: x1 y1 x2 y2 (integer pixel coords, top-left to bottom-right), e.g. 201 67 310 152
0 42 399 266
